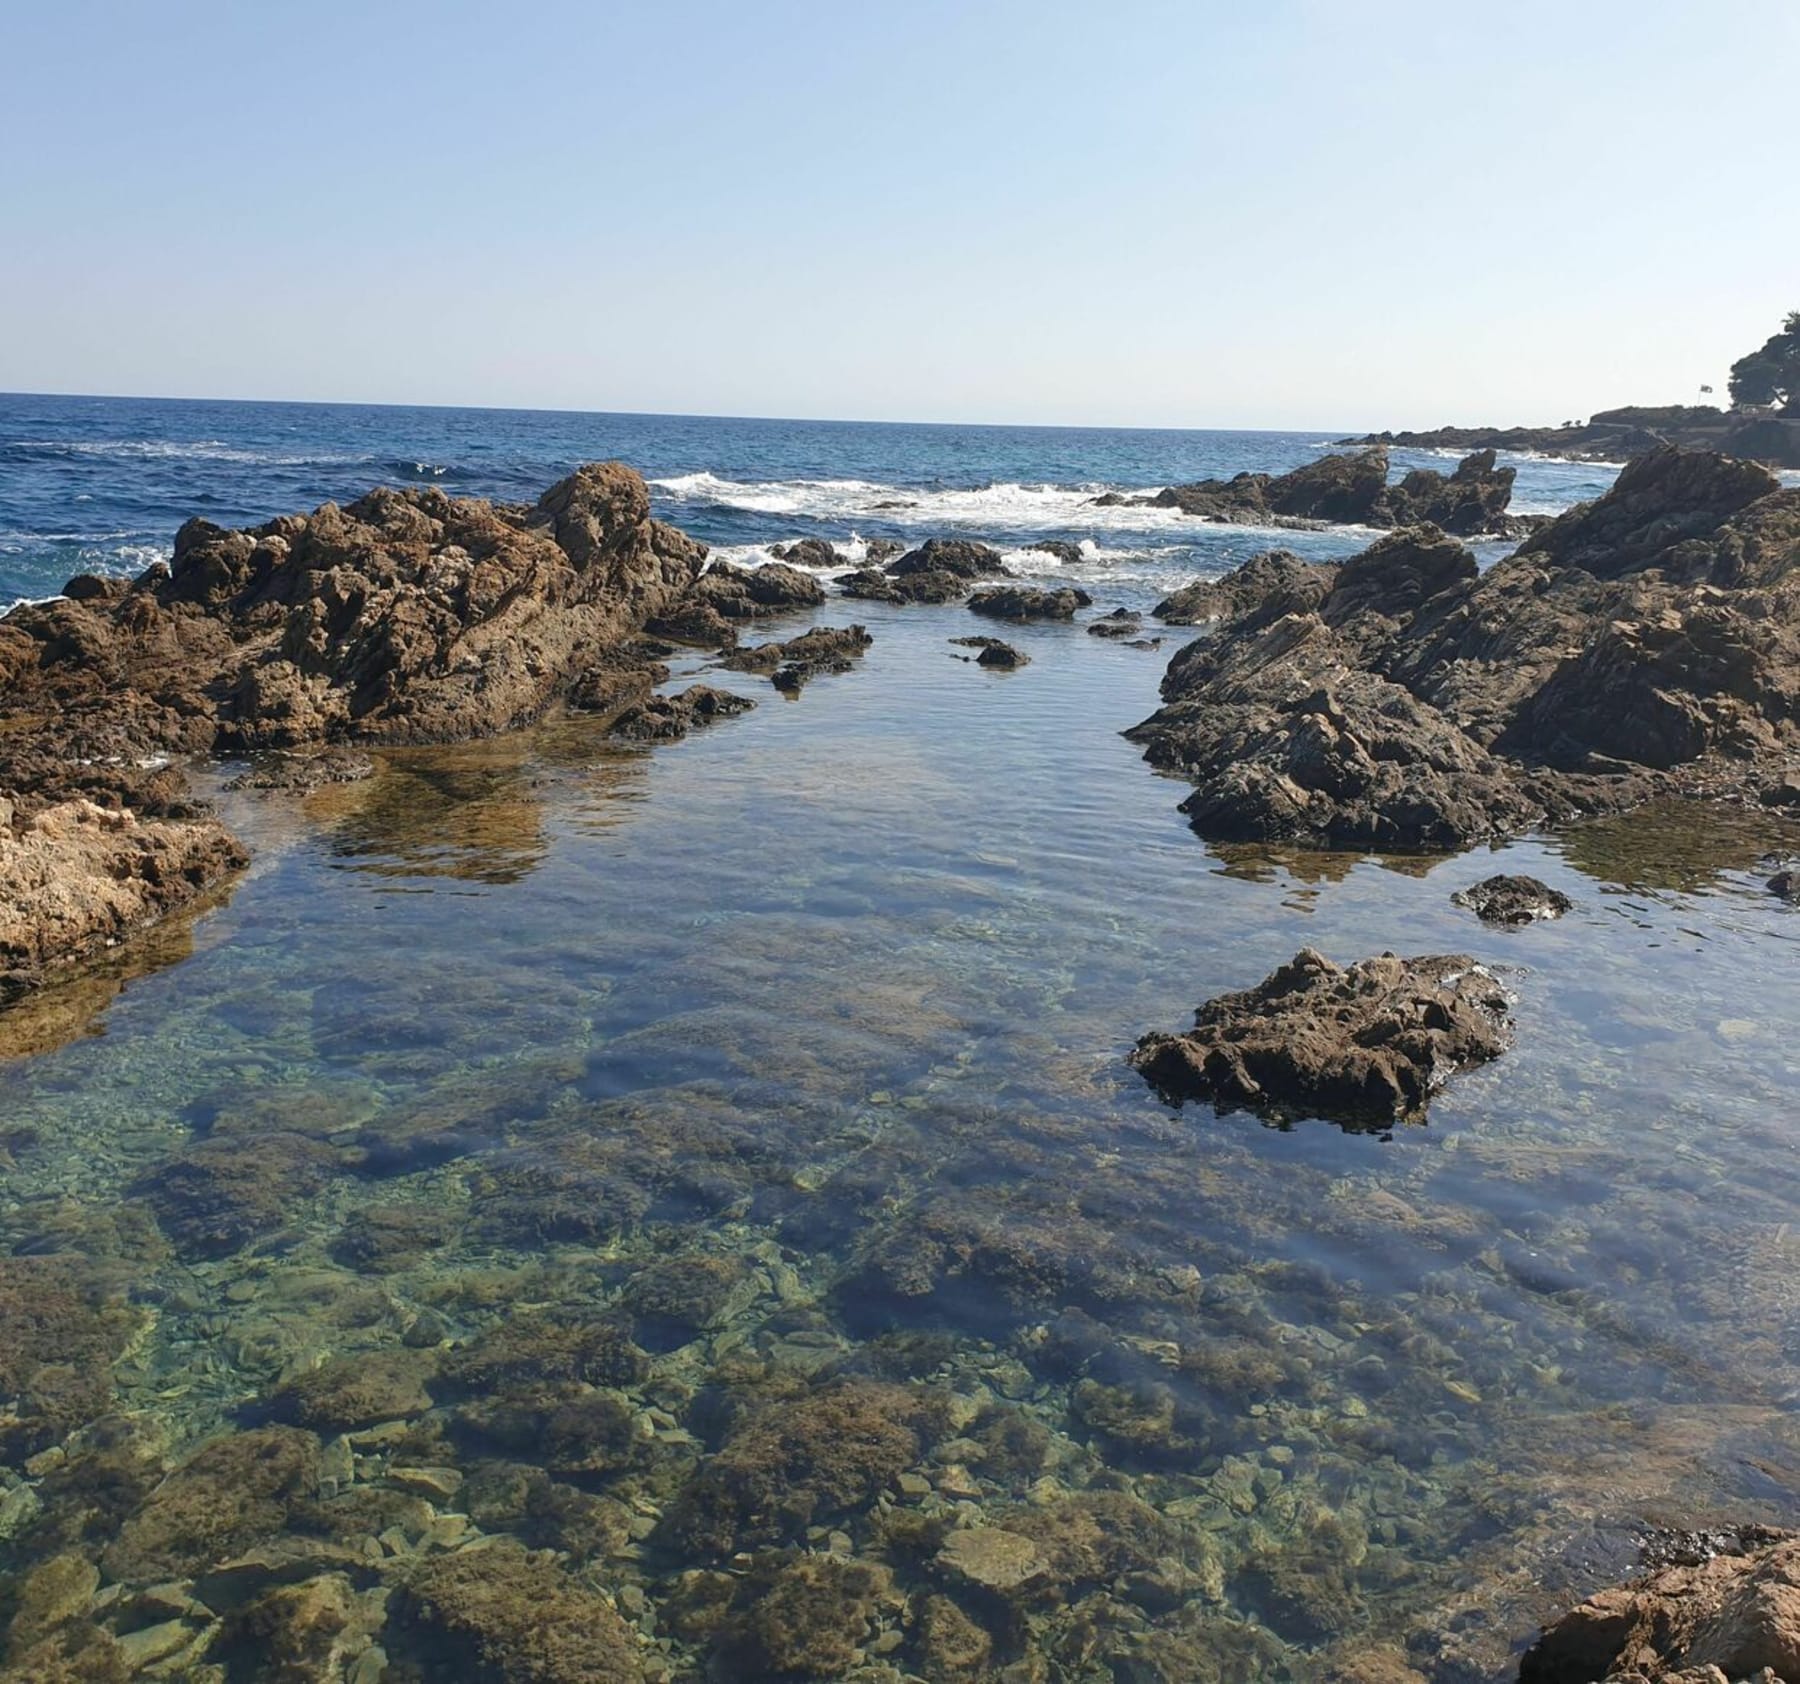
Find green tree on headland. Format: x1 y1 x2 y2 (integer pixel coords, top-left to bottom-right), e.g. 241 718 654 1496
1728 310 1800 413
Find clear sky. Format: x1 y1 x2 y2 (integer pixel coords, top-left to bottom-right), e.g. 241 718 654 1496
4 0 1796 429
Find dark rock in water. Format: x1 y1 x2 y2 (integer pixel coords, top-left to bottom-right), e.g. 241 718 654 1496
223 748 375 793
264 1350 436 1431
1130 947 1512 1127
645 597 741 648
1152 550 1336 626
690 559 826 619
1087 608 1143 638
862 537 904 566
392 1540 645 1684
1768 868 1800 900
0 1256 140 1459
1453 874 1573 925
837 566 960 606
721 624 872 693
889 538 1009 582
950 636 1029 669
1519 1526 1800 1684
768 538 845 569
1030 539 1084 566
1129 449 1800 849
565 649 669 717
607 685 755 742
967 585 1093 622
1124 637 1164 651
1151 445 1517 536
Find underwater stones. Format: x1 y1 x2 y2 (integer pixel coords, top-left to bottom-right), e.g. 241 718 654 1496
451 1384 637 1477
5 1552 101 1656
1452 874 1574 926
661 1381 938 1556
265 1351 437 1432
711 1552 892 1678
329 1204 457 1272
605 684 754 743
219 1571 373 1683
462 1462 634 1560
1131 948 1512 1127
392 1540 645 1684
439 1311 649 1394
966 585 1093 622
914 1592 995 1680
1519 1527 1800 1684
132 1131 339 1259
102 1426 321 1583
619 1254 746 1351
1070 1378 1206 1467
937 1525 1052 1594
1767 867 1800 900
950 636 1028 670
0 1258 139 1463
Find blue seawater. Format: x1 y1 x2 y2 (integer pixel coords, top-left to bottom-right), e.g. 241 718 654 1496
0 391 1618 606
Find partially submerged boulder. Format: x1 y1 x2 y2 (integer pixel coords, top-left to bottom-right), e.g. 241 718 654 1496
950 636 1028 670
837 538 1012 605
1130 450 1800 849
720 624 872 693
606 685 755 743
1519 1527 1800 1684
967 585 1093 622
1130 948 1512 1127
1452 874 1573 926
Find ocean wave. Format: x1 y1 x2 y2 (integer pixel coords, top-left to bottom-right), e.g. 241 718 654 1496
704 535 1204 589
2 438 374 468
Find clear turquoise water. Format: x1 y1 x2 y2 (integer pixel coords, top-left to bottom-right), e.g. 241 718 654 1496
0 396 1795 1682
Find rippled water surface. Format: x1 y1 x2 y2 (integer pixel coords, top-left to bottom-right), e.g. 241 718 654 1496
1 396 1796 1683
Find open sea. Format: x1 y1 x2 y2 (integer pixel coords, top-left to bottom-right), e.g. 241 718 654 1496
1 392 1796 1683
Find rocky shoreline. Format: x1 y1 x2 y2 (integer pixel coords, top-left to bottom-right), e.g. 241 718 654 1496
1347 406 1800 471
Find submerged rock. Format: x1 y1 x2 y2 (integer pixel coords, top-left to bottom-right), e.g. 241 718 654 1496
392 1539 645 1683
0 1258 140 1462
1452 874 1573 926
949 636 1028 670
1130 450 1800 849
133 1132 339 1260
967 585 1093 622
710 1552 891 1678
1520 1526 1800 1684
1131 947 1512 1127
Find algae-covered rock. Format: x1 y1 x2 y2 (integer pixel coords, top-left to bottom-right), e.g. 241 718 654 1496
132 1132 339 1259
219 1572 370 1683
662 1381 939 1556
102 1426 321 1583
265 1350 436 1432
618 1254 746 1351
937 1525 1052 1594
0 1258 140 1462
914 1592 995 1680
439 1312 648 1394
1452 873 1573 926
1131 948 1512 1127
711 1552 891 1678
451 1384 637 1477
392 1539 645 1683
329 1204 457 1272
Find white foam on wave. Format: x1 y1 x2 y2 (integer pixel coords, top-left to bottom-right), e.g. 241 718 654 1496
648 469 1217 537
9 438 371 467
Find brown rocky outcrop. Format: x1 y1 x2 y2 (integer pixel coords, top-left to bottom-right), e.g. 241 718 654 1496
1129 449 1800 850
1351 405 1800 471
1139 446 1521 536
967 585 1093 622
1131 948 1513 1127
0 462 715 1006
1519 1527 1800 1683
720 624 872 693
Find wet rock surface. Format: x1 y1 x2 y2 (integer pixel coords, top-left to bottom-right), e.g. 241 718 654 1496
720 623 873 693
837 537 1012 605
1453 875 1574 926
606 685 756 743
951 635 1029 669
1131 947 1513 1127
1130 449 1800 849
1520 1527 1800 1684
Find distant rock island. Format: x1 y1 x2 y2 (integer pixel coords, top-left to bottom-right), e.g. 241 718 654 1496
1346 405 1800 470
1351 309 1800 469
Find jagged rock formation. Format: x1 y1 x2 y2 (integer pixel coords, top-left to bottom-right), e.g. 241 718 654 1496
1131 948 1512 1127
1118 447 1525 537
1128 449 1800 850
0 463 714 1004
1519 1527 1800 1683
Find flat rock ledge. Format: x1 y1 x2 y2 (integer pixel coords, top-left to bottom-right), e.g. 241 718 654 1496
1520 1526 1800 1684
1130 948 1512 1128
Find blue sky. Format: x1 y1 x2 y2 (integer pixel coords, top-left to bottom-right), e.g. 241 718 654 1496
3 0 1796 427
